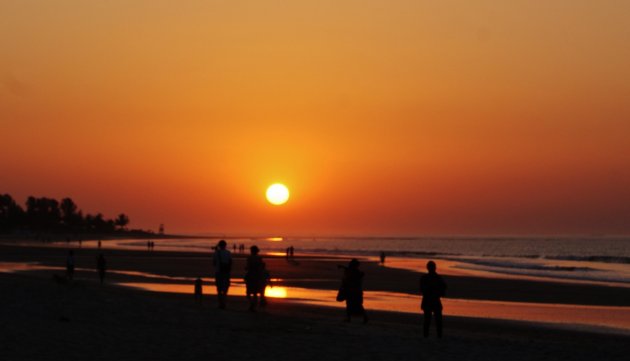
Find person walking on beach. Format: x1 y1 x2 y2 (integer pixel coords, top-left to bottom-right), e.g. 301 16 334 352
66 250 75 280
379 251 386 265
420 260 446 338
213 240 232 309
245 245 267 312
340 259 368 323
96 253 106 284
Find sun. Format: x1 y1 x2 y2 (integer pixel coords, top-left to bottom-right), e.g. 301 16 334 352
266 183 290 205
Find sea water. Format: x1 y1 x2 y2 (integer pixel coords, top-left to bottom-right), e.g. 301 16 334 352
100 236 630 285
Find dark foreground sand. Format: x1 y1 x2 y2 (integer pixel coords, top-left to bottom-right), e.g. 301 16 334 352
1 243 629 361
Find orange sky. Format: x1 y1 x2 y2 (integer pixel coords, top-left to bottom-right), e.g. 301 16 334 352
1 1 629 235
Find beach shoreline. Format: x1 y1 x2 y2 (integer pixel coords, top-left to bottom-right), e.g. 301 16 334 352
1 241 629 360
1 269 629 361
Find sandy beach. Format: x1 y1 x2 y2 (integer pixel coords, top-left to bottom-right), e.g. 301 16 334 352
1 241 629 361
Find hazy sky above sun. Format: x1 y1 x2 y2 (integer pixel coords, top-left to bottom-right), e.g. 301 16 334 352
1 1 629 235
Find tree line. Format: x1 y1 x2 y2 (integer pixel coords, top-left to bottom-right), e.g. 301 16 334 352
0 193 132 235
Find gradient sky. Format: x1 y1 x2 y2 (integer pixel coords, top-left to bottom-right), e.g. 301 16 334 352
1 1 629 235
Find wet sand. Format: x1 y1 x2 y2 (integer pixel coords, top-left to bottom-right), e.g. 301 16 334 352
3 243 629 306
1 242 629 360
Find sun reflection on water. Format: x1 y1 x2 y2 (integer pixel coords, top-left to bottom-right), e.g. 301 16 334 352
2 261 628 333
116 281 630 332
265 287 288 298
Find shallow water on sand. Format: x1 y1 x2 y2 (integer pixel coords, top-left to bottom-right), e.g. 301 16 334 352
119 280 630 334
2 260 629 334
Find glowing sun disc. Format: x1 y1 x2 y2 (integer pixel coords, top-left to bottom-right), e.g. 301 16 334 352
266 183 290 205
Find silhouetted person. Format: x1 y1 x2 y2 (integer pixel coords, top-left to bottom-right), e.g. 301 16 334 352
340 259 368 323
213 240 232 309
147 240 151 251
420 260 446 338
194 277 203 304
66 250 75 280
97 240 102 249
97 254 106 284
245 245 266 312
380 251 386 265
289 246 295 258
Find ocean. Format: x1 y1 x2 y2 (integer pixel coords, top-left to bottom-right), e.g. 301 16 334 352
110 236 630 286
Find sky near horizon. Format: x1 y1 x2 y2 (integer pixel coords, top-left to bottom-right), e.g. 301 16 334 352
1 1 629 235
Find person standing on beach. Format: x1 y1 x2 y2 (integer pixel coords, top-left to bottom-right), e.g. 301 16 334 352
96 253 106 284
213 240 232 309
419 260 446 338
380 251 386 265
245 245 266 312
340 259 369 323
66 250 75 280
194 277 203 304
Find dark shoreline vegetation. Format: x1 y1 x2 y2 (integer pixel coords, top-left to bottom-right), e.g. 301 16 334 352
0 193 156 239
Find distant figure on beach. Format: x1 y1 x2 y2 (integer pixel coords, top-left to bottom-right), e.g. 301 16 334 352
97 240 102 249
66 250 75 280
213 240 232 309
420 260 446 338
260 269 272 307
339 259 368 323
194 277 203 304
380 251 386 265
97 253 106 284
245 245 267 312
289 246 294 258
285 247 290 260
147 240 151 251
